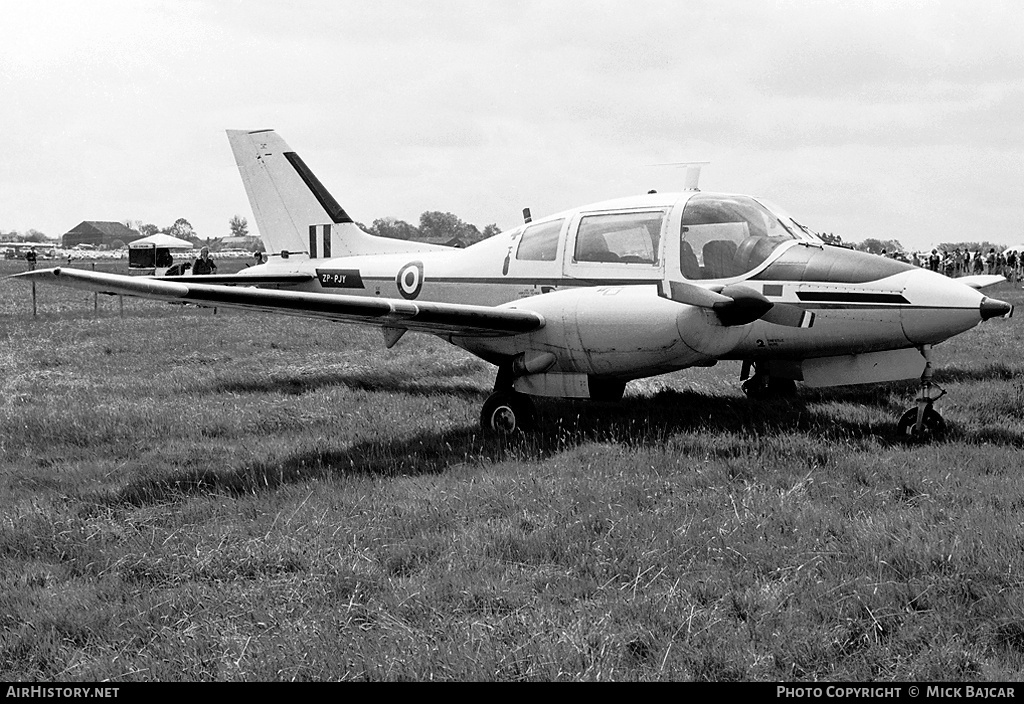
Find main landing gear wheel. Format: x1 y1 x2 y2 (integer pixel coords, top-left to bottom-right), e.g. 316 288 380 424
896 406 946 441
480 391 535 434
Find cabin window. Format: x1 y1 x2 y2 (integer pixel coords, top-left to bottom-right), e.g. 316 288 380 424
679 194 797 279
573 211 664 264
516 219 563 261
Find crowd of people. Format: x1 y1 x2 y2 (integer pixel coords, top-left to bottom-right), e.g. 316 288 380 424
897 248 1021 282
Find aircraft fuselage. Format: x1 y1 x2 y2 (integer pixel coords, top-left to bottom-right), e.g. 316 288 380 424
235 190 1004 387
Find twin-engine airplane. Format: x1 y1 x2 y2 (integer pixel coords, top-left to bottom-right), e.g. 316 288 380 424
15 130 1013 439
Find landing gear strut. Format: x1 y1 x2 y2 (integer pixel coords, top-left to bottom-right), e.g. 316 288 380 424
896 345 947 440
480 364 535 434
740 361 797 399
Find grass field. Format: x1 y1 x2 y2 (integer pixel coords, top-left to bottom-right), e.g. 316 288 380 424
2 258 1024 681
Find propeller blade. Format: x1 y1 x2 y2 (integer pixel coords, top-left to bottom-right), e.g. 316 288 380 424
660 280 770 326
660 279 732 308
713 285 773 326
761 303 816 328
660 279 815 328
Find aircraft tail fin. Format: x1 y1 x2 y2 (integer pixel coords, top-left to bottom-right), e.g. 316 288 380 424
226 129 443 258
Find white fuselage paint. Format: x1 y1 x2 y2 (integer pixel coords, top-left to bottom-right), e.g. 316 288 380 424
234 213 993 383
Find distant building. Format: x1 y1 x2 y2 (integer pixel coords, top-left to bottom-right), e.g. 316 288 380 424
417 234 468 248
212 235 261 252
61 221 139 249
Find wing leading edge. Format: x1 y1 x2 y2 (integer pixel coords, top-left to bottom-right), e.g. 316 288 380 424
13 268 545 337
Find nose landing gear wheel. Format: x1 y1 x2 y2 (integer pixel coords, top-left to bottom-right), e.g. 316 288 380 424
480 391 535 434
897 344 947 441
897 406 946 441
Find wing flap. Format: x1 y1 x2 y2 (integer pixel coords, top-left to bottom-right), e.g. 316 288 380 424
13 268 545 337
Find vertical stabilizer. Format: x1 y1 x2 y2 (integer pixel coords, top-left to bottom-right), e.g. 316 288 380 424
226 129 443 258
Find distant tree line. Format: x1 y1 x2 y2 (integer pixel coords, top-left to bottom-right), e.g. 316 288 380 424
125 211 503 248
358 211 501 246
0 229 52 243
3 209 502 249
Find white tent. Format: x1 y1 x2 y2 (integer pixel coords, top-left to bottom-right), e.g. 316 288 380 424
128 233 194 249
128 234 194 275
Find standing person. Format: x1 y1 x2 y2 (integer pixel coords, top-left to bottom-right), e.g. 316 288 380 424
985 248 996 275
192 247 217 275
25 247 37 270
928 249 940 272
250 251 265 266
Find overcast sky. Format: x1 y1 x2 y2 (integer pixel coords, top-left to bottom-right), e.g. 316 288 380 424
2 0 1022 250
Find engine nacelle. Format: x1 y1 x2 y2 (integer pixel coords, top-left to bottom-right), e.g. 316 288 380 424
501 285 748 378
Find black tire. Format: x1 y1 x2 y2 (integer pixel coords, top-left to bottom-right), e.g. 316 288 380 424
897 406 946 440
480 392 535 434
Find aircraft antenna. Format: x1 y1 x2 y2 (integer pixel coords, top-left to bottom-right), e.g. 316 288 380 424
523 208 532 224
645 161 710 191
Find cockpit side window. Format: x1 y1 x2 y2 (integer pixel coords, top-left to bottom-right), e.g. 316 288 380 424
679 194 796 279
574 211 664 264
516 219 563 262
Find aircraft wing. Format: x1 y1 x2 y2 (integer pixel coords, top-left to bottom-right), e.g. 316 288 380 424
955 274 1006 290
13 268 545 337
160 273 314 286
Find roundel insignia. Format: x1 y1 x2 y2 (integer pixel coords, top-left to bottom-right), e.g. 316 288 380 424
397 261 424 300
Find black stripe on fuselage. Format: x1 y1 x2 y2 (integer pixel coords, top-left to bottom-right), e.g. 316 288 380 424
358 276 662 287
284 152 353 225
796 291 910 305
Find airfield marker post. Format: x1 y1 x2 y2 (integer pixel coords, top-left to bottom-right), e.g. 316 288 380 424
92 263 98 312
28 259 36 317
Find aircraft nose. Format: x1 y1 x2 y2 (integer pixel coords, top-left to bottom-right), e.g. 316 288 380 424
900 268 1005 345
980 296 1013 320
